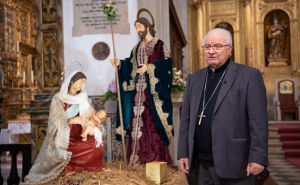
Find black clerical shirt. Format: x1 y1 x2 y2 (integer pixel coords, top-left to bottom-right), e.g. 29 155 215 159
195 58 230 161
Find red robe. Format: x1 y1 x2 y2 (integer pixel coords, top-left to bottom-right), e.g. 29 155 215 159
61 103 104 174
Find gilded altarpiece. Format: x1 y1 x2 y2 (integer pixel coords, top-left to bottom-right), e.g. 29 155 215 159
0 0 38 128
189 0 300 94
189 0 245 72
255 0 299 93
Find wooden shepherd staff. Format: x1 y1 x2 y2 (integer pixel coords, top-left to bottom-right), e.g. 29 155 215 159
102 1 127 165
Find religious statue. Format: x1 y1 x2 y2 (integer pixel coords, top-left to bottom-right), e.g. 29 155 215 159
80 110 107 146
110 17 174 166
23 70 105 184
267 14 286 59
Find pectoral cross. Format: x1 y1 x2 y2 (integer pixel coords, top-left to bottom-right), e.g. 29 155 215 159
198 110 206 125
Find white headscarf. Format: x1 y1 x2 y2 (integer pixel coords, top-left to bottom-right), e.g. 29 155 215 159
59 70 93 116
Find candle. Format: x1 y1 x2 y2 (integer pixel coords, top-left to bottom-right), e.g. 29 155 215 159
17 41 19 52
294 61 297 72
31 70 34 84
22 71 25 84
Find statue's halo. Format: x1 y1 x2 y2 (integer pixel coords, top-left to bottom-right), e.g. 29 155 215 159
137 8 155 27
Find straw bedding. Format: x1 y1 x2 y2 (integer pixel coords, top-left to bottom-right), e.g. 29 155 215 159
41 162 179 185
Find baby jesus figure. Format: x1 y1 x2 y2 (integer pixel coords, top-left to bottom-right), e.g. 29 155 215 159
81 110 107 147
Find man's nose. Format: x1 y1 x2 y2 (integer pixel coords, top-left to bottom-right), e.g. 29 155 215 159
208 47 215 53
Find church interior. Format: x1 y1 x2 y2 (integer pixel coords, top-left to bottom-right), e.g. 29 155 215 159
0 0 300 184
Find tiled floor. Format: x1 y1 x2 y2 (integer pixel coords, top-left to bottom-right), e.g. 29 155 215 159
176 158 300 185
268 158 300 185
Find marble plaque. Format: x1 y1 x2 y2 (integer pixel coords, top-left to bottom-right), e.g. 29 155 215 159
73 0 130 36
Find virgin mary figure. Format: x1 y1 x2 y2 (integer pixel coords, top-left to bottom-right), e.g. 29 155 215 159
23 71 105 184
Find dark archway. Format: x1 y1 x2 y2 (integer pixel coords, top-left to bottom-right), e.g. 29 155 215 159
215 22 235 61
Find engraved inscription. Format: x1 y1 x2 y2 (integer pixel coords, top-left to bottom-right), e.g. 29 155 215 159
73 0 130 36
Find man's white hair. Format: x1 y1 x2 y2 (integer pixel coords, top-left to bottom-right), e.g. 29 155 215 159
202 28 233 46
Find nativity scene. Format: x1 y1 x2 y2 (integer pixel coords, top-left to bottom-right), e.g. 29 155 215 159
0 0 300 185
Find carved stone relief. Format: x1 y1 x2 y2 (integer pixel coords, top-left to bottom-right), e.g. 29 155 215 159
209 1 237 16
36 0 62 93
257 1 296 25
243 0 252 7
41 0 57 24
43 31 58 87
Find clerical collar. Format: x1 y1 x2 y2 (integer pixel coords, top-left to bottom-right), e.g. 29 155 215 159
208 58 231 73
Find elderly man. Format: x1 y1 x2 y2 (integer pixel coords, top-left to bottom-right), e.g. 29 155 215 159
177 28 268 185
111 17 173 165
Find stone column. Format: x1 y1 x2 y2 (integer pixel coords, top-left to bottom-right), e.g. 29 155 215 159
196 3 205 69
169 93 184 165
244 0 254 67
188 0 197 72
188 0 204 71
104 100 117 162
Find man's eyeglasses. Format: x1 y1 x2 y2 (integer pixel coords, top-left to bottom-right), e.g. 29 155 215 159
202 44 229 51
